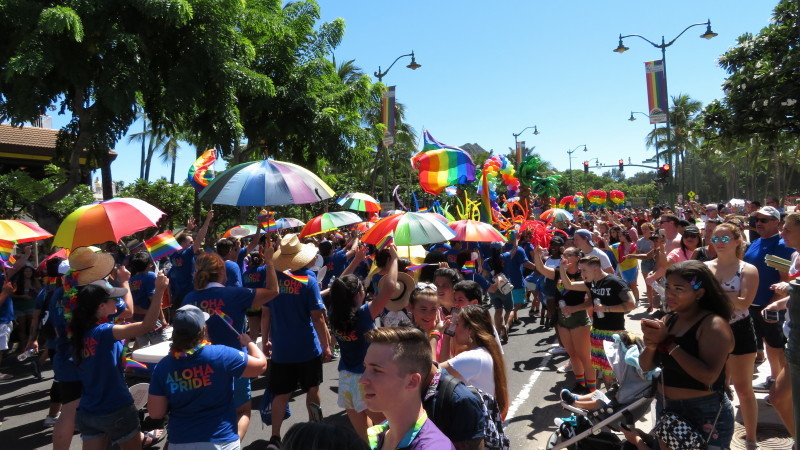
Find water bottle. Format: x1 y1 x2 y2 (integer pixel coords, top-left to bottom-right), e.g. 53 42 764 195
650 281 665 297
559 300 571 318
17 349 37 362
594 299 605 318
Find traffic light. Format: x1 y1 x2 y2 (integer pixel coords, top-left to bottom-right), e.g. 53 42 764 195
583 161 589 173
619 159 624 171
656 164 671 182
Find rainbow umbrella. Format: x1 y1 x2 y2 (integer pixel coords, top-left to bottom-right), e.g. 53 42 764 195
222 225 266 239
299 212 362 238
361 212 456 246
447 220 506 242
0 220 53 243
337 192 381 212
539 208 574 223
198 159 335 206
53 198 165 250
275 218 305 230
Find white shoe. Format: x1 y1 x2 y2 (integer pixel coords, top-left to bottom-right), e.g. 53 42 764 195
43 414 59 427
548 346 568 355
557 362 572 373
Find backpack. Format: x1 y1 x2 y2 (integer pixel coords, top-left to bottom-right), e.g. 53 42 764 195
433 372 510 450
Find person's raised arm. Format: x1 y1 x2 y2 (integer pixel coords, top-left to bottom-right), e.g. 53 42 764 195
174 216 196 243
369 245 398 318
193 210 214 254
559 263 588 291
113 272 169 340
115 265 134 320
239 333 267 377
532 246 556 280
251 237 278 308
244 223 263 256
7 245 32 279
340 245 367 278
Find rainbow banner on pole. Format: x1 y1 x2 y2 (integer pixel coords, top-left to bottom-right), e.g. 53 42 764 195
645 60 668 124
0 240 13 262
188 149 217 193
144 231 182 261
478 170 494 224
411 131 476 195
381 86 396 138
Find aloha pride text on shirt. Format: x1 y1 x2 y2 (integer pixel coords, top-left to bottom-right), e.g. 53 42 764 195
243 272 262 285
196 298 226 311
82 337 98 358
165 364 216 393
278 278 304 295
129 279 143 292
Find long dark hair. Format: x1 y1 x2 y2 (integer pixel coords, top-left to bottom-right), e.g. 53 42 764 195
666 260 733 320
171 327 205 353
69 284 108 364
489 246 503 274
458 304 509 418
329 274 362 333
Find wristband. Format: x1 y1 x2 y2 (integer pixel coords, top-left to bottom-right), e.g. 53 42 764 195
668 344 681 356
429 331 442 340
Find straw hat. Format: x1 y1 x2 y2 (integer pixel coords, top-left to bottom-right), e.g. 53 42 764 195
272 234 319 272
68 246 116 286
382 273 416 312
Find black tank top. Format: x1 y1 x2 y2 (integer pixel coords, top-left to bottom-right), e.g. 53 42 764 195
658 313 726 392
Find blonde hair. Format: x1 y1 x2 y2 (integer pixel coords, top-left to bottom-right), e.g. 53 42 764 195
194 253 225 290
641 222 655 232
713 223 744 258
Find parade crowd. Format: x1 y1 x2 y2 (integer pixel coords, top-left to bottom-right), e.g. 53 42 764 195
1 197 798 450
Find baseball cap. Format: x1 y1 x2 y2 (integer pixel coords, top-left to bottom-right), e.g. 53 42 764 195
756 206 780 221
574 229 595 247
173 305 210 335
85 280 128 299
549 236 565 247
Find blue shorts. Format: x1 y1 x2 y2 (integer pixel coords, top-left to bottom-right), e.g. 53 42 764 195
76 403 140 444
656 392 734 449
233 377 251 408
511 288 527 305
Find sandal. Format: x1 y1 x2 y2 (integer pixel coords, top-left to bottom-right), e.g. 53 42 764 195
745 441 760 450
0 373 12 380
142 429 165 448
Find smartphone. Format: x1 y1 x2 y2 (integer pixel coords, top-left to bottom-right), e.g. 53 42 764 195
444 307 460 336
658 229 666 239
763 309 780 322
641 318 661 329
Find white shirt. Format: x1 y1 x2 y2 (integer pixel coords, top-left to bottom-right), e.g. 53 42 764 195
587 248 613 270
448 347 496 396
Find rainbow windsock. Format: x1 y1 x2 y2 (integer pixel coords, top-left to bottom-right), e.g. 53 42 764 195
284 271 309 285
376 233 394 251
125 358 148 370
188 149 217 193
479 170 493 224
405 264 433 271
0 240 13 262
144 231 182 261
411 131 476 195
461 261 476 273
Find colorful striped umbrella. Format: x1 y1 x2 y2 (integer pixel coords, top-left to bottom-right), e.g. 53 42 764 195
361 212 456 246
222 225 265 239
0 220 53 243
198 159 335 206
447 220 506 242
337 192 381 212
539 208 574 223
53 198 165 250
299 212 362 238
275 218 305 230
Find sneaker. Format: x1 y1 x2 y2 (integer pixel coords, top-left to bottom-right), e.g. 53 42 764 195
571 383 589 396
43 414 59 427
753 377 775 393
764 395 772 407
266 435 282 450
557 362 572 373
548 346 568 355
560 389 577 405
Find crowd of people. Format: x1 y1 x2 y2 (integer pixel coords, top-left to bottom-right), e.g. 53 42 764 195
0 197 797 449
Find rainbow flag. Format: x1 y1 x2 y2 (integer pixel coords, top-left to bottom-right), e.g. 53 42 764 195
405 264 433 271
381 86 396 136
376 233 394 251
125 358 148 370
0 240 13 262
188 149 217 193
645 60 668 124
461 261 476 273
411 131 476 195
144 231 182 261
260 220 278 232
284 271 309 285
417 207 429 213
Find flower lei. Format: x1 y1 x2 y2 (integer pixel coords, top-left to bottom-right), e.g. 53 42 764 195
171 340 211 359
62 270 109 338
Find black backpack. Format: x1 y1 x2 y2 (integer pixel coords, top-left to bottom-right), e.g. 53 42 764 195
432 372 510 450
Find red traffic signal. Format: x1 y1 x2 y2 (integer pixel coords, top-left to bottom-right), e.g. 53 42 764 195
618 159 624 170
656 164 671 182
583 161 589 173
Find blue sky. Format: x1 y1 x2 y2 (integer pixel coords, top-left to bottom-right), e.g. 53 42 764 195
63 0 777 185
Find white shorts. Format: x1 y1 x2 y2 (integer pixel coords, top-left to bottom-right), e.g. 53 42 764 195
337 370 368 412
0 322 12 351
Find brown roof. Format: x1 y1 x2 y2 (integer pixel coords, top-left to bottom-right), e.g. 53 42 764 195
0 123 59 149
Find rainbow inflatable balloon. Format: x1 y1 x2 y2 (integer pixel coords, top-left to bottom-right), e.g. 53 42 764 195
587 190 607 210
609 190 625 209
573 192 584 210
558 195 578 211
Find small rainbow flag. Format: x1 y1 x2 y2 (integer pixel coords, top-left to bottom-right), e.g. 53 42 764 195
284 271 309 285
144 231 182 261
125 357 148 370
461 261 476 273
376 233 394 251
405 264 433 272
188 149 217 193
0 240 13 262
418 207 429 213
261 220 278 232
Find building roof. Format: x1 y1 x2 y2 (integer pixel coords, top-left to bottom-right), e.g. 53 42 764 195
0 123 59 149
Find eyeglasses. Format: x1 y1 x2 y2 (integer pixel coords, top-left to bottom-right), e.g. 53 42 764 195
756 218 777 223
415 282 437 291
710 236 731 243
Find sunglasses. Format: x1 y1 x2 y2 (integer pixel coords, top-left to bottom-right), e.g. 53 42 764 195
705 209 715 212
415 282 437 292
756 218 777 223
710 236 731 243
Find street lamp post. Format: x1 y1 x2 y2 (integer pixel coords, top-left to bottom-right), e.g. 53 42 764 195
512 125 539 166
374 51 421 202
629 111 660 166
567 144 588 185
614 20 717 179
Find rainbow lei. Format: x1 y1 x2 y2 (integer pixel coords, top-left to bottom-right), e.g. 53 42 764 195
171 340 211 359
62 270 109 338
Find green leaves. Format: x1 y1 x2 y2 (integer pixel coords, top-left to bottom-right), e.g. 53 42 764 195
129 0 193 26
38 6 83 42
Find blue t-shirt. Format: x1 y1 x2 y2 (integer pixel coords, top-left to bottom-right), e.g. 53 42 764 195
268 269 325 363
236 247 248 274
444 247 462 268
169 246 195 298
77 323 134 414
183 286 256 348
224 260 243 288
50 287 80 382
149 345 247 444
242 266 267 289
744 234 795 306
501 246 529 288
129 271 156 309
321 250 348 289
332 303 374 373
0 287 14 323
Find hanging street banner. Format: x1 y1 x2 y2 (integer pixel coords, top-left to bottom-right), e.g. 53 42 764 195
644 60 668 124
516 140 525 166
381 86 396 140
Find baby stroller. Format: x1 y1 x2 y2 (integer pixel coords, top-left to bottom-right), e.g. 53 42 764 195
546 333 660 450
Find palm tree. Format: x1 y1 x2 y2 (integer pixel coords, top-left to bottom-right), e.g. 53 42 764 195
157 136 181 183
646 94 702 193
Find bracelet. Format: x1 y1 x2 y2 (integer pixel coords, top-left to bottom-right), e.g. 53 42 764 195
668 344 681 356
429 331 442 340
657 335 677 353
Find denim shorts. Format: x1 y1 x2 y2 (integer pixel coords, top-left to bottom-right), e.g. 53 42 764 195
656 391 734 449
76 403 140 444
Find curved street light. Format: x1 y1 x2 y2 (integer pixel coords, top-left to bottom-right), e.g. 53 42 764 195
567 144 588 183
374 51 421 82
629 111 660 166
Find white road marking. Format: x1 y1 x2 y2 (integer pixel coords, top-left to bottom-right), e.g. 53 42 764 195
505 353 553 421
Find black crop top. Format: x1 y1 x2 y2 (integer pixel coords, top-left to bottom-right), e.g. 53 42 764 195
657 313 726 392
